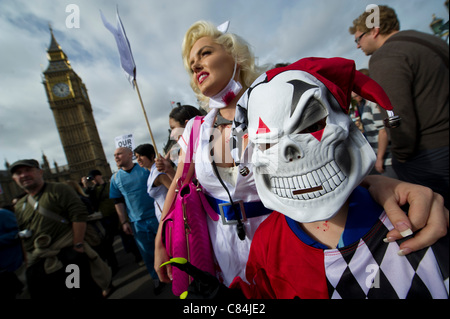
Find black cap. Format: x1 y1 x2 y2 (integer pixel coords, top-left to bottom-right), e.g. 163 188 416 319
9 159 40 174
87 169 102 179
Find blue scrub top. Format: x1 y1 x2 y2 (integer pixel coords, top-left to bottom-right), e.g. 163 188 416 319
110 164 156 222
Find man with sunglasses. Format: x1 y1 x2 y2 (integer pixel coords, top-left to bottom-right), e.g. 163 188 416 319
349 5 449 209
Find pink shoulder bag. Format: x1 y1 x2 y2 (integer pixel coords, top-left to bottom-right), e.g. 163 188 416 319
161 116 219 296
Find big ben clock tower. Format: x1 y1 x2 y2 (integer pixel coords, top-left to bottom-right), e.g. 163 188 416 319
42 27 111 180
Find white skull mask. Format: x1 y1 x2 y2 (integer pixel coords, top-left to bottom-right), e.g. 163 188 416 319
246 70 376 223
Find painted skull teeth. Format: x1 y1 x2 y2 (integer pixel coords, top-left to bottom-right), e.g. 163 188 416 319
269 160 346 200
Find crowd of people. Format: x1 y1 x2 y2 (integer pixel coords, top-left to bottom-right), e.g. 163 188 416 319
1 5 448 300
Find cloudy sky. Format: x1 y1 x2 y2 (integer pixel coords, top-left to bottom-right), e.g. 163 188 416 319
0 0 448 173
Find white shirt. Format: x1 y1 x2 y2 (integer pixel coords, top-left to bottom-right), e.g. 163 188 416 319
146 163 168 222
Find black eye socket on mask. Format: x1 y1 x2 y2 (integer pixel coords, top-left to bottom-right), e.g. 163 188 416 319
299 117 327 134
294 98 328 135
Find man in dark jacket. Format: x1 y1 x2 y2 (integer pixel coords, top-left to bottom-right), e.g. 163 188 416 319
85 169 119 274
349 5 449 208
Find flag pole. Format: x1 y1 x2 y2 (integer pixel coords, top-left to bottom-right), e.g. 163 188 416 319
100 8 160 156
133 79 159 156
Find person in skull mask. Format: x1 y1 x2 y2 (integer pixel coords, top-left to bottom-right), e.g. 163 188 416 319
229 57 449 299
155 20 449 291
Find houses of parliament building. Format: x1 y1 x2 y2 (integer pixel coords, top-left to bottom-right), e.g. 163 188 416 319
0 28 111 208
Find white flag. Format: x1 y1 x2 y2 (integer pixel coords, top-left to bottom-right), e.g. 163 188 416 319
100 7 136 87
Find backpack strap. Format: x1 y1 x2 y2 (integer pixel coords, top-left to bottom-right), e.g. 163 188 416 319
180 116 204 185
27 195 69 224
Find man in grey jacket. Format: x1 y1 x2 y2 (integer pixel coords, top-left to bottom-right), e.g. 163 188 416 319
349 5 449 208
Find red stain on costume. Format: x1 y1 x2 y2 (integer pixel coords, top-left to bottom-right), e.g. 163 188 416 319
222 91 236 105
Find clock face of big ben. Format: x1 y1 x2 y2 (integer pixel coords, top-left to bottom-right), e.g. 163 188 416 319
52 82 70 98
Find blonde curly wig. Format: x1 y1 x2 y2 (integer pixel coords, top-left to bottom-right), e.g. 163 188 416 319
182 20 267 110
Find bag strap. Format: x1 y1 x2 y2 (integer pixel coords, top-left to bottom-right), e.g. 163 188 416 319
180 116 204 185
27 195 70 224
385 35 449 69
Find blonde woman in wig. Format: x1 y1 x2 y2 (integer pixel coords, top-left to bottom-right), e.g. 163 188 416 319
154 20 448 288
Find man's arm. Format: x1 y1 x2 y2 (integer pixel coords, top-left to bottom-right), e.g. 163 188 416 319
72 221 87 253
60 183 88 252
375 128 388 173
369 55 417 161
109 173 133 235
114 202 133 235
